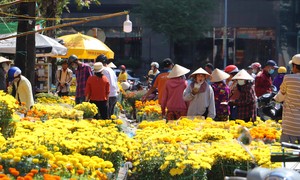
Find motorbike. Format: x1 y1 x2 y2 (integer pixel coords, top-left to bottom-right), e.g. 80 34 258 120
257 86 283 121
225 128 300 180
225 167 300 180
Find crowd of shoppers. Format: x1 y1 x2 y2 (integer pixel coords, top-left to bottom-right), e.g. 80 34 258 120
1 51 298 131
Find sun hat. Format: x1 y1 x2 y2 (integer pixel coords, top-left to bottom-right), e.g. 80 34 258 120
224 65 239 74
277 66 287 74
289 54 300 65
265 60 278 68
107 62 117 68
167 64 190 78
93 62 105 73
0 56 11 64
190 67 210 77
211 68 230 82
121 81 131 90
232 69 254 81
8 66 21 82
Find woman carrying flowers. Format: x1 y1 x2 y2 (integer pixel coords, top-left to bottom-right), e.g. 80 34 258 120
210 68 230 121
8 66 34 110
85 62 110 119
183 67 215 119
161 64 190 121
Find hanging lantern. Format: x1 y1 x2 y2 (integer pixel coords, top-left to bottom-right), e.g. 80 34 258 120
123 14 132 33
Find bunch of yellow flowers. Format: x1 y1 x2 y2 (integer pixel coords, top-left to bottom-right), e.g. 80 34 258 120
74 102 98 119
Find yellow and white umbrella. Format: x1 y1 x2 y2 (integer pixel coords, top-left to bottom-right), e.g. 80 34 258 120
56 33 114 59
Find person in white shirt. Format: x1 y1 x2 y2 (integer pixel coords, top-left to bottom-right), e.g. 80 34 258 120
56 59 73 96
95 55 119 118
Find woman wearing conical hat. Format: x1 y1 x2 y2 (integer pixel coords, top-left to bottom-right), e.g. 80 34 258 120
211 68 230 121
0 56 11 92
183 67 216 119
161 64 190 121
228 69 256 122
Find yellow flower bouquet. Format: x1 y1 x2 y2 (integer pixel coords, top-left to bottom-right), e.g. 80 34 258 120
74 102 98 119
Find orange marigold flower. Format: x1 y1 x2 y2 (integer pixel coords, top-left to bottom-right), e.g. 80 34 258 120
30 169 38 174
26 173 34 177
40 168 49 173
11 170 20 176
9 168 17 173
77 169 84 175
0 165 3 171
17 176 25 180
24 176 33 180
66 165 73 171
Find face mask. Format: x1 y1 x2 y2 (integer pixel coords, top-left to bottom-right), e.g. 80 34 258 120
237 80 245 86
2 63 9 72
253 69 257 74
268 69 274 74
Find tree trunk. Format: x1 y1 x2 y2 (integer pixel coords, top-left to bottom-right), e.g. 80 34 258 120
15 3 27 73
15 2 36 94
26 2 36 91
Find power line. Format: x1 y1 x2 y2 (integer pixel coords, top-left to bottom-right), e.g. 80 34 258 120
0 11 129 41
0 11 109 21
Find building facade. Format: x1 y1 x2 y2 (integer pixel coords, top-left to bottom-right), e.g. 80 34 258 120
61 0 300 73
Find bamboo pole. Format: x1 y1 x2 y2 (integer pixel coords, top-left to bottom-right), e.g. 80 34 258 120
0 0 36 8
0 11 129 41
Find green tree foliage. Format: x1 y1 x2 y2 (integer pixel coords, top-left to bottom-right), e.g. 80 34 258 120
37 0 101 21
0 0 101 22
138 0 216 42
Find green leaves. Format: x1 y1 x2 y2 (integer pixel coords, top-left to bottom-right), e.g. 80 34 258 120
138 0 217 42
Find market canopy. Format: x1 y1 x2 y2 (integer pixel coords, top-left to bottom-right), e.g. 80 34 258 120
0 33 67 57
55 33 114 59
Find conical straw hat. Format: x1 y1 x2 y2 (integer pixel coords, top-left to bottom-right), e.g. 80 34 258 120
0 56 11 64
107 62 117 68
232 69 254 80
167 64 190 78
190 67 210 77
211 68 230 82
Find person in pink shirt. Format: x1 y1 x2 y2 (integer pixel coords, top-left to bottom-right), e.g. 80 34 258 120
161 64 190 121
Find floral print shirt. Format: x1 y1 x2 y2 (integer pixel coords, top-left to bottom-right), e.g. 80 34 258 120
212 82 230 118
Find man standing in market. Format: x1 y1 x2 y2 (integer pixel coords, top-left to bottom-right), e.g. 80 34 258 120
56 59 73 97
255 60 278 97
68 54 93 104
95 54 119 118
277 54 300 143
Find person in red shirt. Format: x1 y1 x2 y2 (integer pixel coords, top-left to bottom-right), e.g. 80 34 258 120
255 60 278 97
85 62 110 119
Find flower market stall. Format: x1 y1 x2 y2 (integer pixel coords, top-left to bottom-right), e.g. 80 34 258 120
0 90 287 180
